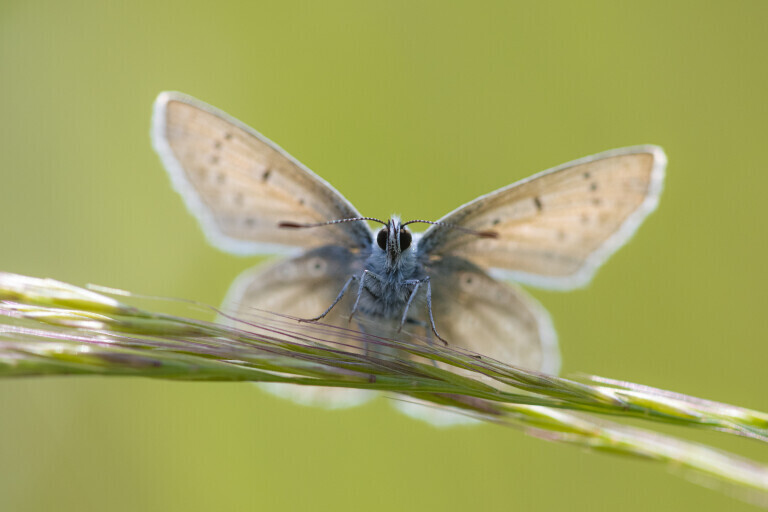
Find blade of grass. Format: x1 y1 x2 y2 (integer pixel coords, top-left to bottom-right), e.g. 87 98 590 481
0 272 766 505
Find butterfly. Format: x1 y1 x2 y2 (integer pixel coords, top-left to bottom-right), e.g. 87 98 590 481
151 91 666 423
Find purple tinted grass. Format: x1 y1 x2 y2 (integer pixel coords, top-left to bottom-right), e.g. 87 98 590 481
3 275 768 504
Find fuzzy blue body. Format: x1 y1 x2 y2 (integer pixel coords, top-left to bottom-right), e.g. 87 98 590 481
357 244 424 319
302 216 444 342
349 217 430 329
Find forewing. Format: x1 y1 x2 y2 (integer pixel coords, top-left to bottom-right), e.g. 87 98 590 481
417 146 666 289
221 246 374 408
152 92 372 255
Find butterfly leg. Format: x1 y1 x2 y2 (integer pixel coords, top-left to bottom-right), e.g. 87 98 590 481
398 279 423 333
349 270 381 324
302 274 358 322
423 278 448 346
398 277 447 345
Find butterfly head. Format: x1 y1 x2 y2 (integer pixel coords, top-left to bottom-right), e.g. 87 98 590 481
375 217 413 267
278 216 496 271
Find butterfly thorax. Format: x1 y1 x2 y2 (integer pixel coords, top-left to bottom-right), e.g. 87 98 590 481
357 217 425 319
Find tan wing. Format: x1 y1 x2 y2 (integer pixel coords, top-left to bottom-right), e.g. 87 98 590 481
393 257 559 426
417 146 666 289
221 246 375 408
428 257 560 374
152 92 372 255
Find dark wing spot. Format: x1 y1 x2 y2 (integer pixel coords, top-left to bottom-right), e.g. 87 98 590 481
210 155 219 165
262 169 272 182
583 172 591 179
465 277 473 284
216 171 227 184
224 132 233 140
298 198 305 205
492 218 501 225
214 141 222 149
533 196 543 211
557 230 566 241
245 218 256 227
592 198 602 206
590 182 598 191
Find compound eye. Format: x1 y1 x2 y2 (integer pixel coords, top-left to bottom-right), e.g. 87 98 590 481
376 229 388 250
399 229 412 251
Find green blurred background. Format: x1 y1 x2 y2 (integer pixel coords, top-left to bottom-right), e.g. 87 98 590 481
2 1 767 510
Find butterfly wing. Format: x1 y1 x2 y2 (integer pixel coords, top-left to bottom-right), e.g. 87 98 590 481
394 256 559 425
221 245 375 408
152 92 372 255
423 256 560 374
417 146 666 289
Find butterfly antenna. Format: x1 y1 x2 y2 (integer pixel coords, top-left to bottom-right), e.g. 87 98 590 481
402 219 498 238
279 217 387 229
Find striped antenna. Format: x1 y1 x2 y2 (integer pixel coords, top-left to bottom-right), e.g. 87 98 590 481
278 217 387 229
402 219 498 238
